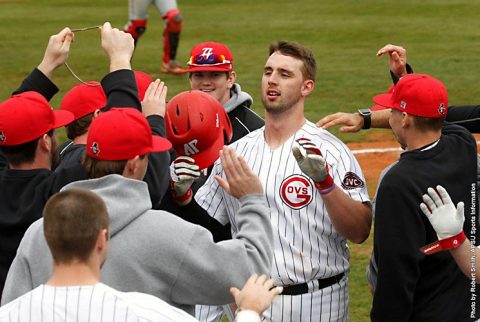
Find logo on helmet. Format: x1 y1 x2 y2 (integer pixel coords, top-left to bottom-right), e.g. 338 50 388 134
438 103 446 115
184 139 199 155
280 175 313 210
0 131 5 143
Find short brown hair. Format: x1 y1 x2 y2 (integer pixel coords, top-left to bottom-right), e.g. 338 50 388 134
0 130 53 167
66 113 94 140
43 189 109 264
269 41 317 82
82 153 127 179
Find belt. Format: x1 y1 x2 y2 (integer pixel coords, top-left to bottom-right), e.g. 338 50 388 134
281 273 345 296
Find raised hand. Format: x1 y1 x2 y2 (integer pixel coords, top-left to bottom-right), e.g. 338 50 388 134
292 138 334 192
215 146 263 198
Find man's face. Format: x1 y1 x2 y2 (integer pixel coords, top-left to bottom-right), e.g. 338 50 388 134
261 52 307 114
189 71 235 105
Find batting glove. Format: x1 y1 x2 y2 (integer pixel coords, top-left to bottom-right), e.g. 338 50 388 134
170 156 200 200
420 185 464 239
419 185 466 255
292 138 334 193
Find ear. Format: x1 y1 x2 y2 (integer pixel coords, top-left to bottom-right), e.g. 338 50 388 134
227 71 237 89
93 109 101 118
401 112 411 128
301 80 315 97
122 155 141 178
38 134 51 152
96 229 108 251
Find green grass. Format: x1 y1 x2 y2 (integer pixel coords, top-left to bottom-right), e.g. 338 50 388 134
1 0 480 320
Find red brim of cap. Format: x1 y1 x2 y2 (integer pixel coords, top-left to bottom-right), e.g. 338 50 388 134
151 135 173 153
183 65 232 73
53 110 75 128
372 93 395 109
184 134 224 171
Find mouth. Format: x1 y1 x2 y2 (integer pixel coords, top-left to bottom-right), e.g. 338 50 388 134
199 89 214 93
266 89 280 99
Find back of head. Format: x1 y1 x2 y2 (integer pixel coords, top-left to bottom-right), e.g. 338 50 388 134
0 92 74 166
43 189 109 264
60 82 107 140
165 90 232 169
373 73 448 130
269 41 317 82
83 108 172 178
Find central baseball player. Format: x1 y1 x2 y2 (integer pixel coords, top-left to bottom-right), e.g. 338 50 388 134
195 41 372 321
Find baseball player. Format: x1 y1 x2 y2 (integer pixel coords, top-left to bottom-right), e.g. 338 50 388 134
370 74 478 321
124 0 184 75
194 41 372 322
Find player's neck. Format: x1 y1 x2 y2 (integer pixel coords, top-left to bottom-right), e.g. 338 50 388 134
264 108 305 149
73 132 88 145
47 260 100 287
405 129 441 151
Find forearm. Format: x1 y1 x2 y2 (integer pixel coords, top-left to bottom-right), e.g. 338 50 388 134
370 109 391 129
450 239 478 283
12 68 59 100
321 187 372 243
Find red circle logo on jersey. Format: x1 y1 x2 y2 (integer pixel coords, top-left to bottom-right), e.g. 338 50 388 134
280 175 313 210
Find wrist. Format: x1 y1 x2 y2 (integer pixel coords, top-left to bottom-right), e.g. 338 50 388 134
314 175 334 192
420 231 467 255
235 309 261 321
357 109 371 130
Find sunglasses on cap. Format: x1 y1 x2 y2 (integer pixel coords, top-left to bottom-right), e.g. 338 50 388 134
188 53 231 66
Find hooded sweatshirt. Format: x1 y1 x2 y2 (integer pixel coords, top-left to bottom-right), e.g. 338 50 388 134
1 174 273 315
224 83 264 144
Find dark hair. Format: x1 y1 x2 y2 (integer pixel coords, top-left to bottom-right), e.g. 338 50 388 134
269 41 317 82
66 113 94 140
43 189 109 264
0 130 53 167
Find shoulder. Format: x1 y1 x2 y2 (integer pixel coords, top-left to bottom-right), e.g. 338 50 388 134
300 121 354 157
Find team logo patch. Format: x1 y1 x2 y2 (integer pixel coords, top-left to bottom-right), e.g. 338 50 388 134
90 142 100 156
400 101 407 109
0 131 5 143
280 175 313 210
341 172 364 190
438 103 446 115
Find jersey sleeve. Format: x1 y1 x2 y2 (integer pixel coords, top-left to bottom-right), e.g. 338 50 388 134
194 159 230 225
321 137 370 204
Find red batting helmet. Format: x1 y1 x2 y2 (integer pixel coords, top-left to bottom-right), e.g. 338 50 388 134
165 90 232 170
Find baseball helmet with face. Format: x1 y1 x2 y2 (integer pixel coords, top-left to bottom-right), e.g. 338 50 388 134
165 90 232 169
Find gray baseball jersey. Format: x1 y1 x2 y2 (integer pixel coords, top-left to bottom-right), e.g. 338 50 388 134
195 121 369 322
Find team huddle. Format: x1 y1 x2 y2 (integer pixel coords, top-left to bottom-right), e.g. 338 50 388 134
0 5 478 322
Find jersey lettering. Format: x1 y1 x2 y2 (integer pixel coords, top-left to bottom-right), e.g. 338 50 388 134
280 175 313 209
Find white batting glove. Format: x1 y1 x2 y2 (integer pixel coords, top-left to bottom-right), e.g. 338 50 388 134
420 185 465 240
170 156 200 196
292 138 334 192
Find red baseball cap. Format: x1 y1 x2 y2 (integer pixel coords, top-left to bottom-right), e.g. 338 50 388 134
370 84 394 111
134 71 153 101
60 82 107 120
165 90 231 170
0 91 74 146
373 74 448 118
184 42 233 73
86 108 172 160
